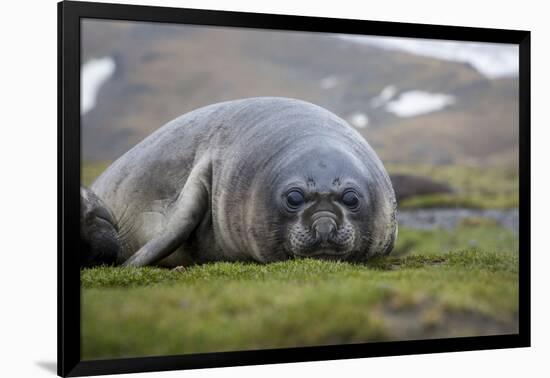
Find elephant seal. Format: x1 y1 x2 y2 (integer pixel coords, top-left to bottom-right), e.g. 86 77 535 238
82 97 397 267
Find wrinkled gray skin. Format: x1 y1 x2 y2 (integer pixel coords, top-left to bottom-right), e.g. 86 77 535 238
80 187 120 267
84 97 397 267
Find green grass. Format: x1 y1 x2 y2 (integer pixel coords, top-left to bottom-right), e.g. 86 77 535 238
387 164 518 209
80 162 519 359
393 223 518 257
81 224 519 360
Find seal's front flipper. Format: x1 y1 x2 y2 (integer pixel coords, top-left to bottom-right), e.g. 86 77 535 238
122 161 210 267
80 186 121 267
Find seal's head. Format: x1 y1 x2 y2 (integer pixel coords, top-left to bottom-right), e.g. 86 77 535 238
268 144 397 262
224 98 397 263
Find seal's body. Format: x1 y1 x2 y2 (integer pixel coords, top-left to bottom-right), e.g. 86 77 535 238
83 97 397 267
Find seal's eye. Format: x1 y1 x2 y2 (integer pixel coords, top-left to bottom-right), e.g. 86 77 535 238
286 190 305 209
342 190 360 209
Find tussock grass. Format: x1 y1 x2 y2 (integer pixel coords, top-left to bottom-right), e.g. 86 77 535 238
387 164 518 209
82 225 519 360
393 224 518 257
80 162 519 359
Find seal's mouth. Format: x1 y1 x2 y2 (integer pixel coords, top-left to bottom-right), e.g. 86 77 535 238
292 238 351 259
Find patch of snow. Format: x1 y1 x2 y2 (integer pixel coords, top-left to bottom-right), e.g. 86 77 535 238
339 35 518 79
385 91 455 117
81 56 116 114
370 85 397 108
348 112 369 128
320 75 340 90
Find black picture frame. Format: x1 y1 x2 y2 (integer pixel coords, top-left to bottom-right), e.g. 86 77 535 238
58 1 531 376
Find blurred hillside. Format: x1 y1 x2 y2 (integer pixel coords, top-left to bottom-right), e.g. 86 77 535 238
81 20 518 168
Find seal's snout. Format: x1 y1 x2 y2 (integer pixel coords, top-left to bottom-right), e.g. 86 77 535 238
312 216 337 243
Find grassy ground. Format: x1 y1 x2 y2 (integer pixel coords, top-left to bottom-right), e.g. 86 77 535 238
81 223 518 360
386 163 518 209
81 161 518 359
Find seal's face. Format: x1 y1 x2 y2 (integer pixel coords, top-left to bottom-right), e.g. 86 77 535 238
274 148 379 261
281 183 365 259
